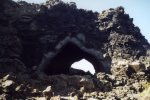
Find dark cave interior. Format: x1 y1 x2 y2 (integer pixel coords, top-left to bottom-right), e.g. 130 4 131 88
43 42 104 75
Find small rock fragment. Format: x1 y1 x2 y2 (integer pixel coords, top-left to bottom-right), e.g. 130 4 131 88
43 86 53 99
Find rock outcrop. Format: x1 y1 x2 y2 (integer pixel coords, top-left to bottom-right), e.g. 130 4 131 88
0 68 149 99
0 0 150 99
0 0 149 75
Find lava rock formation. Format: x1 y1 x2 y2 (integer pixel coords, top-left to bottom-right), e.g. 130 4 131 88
0 0 150 75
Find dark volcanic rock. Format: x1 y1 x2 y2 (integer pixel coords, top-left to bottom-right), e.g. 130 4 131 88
0 71 149 100
0 0 21 59
0 0 149 75
0 1 150 99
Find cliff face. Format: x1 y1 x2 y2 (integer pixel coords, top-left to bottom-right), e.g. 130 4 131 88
0 0 150 75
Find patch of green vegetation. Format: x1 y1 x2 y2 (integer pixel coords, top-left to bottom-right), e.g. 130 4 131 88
140 82 150 97
142 82 150 90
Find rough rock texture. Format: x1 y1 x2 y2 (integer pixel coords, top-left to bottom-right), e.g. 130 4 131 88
0 68 150 100
0 0 150 99
0 0 150 75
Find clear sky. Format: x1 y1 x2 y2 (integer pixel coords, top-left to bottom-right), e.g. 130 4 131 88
13 0 150 74
71 59 95 74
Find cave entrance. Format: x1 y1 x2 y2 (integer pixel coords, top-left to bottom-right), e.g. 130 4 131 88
42 42 104 75
71 59 95 75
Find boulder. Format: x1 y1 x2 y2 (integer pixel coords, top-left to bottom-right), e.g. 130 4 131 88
128 61 146 73
111 60 129 76
42 86 53 99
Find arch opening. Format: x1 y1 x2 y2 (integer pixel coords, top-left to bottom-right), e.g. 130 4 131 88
71 59 95 75
42 42 104 75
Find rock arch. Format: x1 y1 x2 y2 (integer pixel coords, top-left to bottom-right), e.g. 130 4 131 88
38 39 105 75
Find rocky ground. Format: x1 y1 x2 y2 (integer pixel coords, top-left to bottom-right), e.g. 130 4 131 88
0 65 150 100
